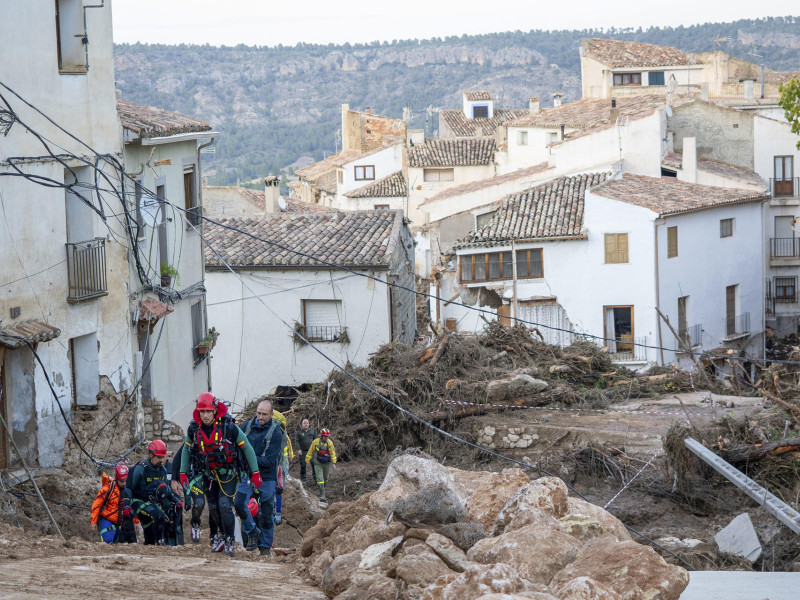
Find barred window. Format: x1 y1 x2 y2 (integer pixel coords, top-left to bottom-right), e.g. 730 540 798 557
775 276 798 303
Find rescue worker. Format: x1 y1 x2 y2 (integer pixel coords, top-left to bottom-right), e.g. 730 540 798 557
295 418 315 485
272 409 293 525
233 400 284 557
180 392 259 556
305 428 337 503
124 440 181 545
171 442 213 545
90 463 134 543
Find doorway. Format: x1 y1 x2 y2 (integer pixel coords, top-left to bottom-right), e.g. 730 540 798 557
604 306 634 354
0 346 38 467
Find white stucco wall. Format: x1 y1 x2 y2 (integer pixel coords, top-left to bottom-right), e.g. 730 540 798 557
336 145 403 205
407 164 495 225
0 2 133 467
206 268 393 409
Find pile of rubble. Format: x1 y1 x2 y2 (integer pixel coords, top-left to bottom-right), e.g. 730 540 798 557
297 452 688 600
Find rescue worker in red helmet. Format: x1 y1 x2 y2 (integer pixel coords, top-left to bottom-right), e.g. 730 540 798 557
305 428 337 503
180 392 259 556
123 440 181 545
90 463 134 543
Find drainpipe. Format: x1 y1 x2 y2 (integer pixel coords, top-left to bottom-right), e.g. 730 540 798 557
197 136 216 392
511 242 518 323
654 218 665 365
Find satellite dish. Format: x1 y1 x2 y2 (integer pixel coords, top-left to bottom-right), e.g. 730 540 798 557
278 196 287 211
138 193 162 228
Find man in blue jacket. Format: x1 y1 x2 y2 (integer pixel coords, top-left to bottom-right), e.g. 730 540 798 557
234 400 284 557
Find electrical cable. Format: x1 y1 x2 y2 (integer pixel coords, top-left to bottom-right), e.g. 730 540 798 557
6 489 91 512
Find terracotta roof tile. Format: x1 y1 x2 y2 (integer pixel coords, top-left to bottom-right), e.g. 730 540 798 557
204 186 332 213
204 210 403 268
0 320 61 348
439 108 527 137
464 91 492 101
455 172 611 249
592 174 768 216
345 171 407 198
422 163 552 206
582 38 695 68
117 100 211 139
407 138 497 168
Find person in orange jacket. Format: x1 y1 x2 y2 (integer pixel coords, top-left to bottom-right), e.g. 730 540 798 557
90 463 135 543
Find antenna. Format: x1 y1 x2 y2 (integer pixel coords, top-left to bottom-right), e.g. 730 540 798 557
712 36 731 51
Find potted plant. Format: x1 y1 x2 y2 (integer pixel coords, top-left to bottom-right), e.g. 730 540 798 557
197 327 219 355
160 263 180 288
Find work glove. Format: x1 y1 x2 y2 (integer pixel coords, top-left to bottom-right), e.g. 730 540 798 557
250 472 262 488
180 473 189 488
122 508 132 518
176 502 183 511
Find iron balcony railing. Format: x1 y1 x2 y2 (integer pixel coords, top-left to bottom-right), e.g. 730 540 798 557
610 336 647 362
186 205 202 227
678 324 703 349
305 325 348 342
770 238 800 259
770 177 800 198
66 237 108 302
725 312 750 338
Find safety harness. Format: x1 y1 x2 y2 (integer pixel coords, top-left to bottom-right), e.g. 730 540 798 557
194 417 238 473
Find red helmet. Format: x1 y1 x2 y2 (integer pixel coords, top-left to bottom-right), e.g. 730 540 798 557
248 497 259 517
147 439 167 457
196 392 217 411
320 428 330 437
114 463 129 480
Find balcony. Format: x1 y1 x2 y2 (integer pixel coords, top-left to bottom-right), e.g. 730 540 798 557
723 312 750 341
66 238 108 303
770 177 799 199
610 336 647 363
678 324 703 350
305 325 348 343
770 237 800 267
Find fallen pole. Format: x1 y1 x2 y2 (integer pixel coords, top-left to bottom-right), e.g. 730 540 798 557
684 437 800 534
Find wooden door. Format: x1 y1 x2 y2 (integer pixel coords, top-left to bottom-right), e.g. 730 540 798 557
497 304 512 328
726 285 737 336
775 156 794 196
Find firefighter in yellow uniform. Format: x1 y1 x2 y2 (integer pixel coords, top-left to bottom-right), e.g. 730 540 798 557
272 409 293 523
305 428 336 502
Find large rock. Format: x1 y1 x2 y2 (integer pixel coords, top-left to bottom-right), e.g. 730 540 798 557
486 374 548 402
550 538 689 600
714 512 762 564
565 498 631 542
330 514 403 557
310 550 334 584
322 550 362 597
556 577 621 600
421 563 535 600
333 572 399 600
468 517 581 585
359 536 404 570
475 594 556 600
301 493 381 557
396 543 454 587
558 515 605 542
371 455 468 524
451 468 530 530
282 476 325 533
425 533 472 572
493 477 569 535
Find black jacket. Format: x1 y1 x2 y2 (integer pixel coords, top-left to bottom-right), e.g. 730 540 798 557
242 417 284 481
295 427 316 453
124 459 170 505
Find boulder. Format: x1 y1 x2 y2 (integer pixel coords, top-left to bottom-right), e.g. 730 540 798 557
475 593 556 600
714 512 762 564
322 550 362 598
330 514 405 557
493 477 569 535
396 543 454 587
565 498 631 542
333 572 399 600
371 455 468 524
310 550 334 584
486 374 548 402
558 515 605 542
468 520 581 585
282 476 325 533
421 563 535 600
458 468 530 530
550 538 689 600
555 577 621 600
359 536 404 570
301 493 380 557
425 533 472 572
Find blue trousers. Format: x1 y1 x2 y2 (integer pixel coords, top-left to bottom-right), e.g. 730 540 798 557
234 478 276 550
98 517 118 543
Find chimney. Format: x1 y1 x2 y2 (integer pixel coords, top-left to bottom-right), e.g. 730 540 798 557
611 97 617 108
365 107 372 114
341 103 350 151
264 176 281 213
560 124 565 141
609 97 619 123
683 137 697 183
529 96 540 115
552 92 563 107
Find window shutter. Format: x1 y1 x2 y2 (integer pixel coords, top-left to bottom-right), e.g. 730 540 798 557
667 226 678 258
304 300 342 327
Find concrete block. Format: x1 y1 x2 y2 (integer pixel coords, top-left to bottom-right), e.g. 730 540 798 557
715 513 762 564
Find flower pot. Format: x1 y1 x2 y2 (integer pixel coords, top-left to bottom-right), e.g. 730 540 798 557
161 274 172 288
197 344 209 355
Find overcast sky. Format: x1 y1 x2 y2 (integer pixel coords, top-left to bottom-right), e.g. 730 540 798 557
112 1 799 47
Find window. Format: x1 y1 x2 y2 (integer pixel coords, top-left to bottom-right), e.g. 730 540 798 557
374 204 390 210
460 249 542 283
302 299 346 342
613 72 641 86
775 276 798 303
518 131 528 146
546 132 558 146
677 296 688 344
720 218 733 238
337 171 343 184
604 233 629 264
55 0 88 73
774 156 795 196
667 226 678 258
70 332 99 407
191 300 205 364
661 168 678 178
354 165 375 181
472 105 489 119
184 165 201 228
648 71 665 86
423 168 455 183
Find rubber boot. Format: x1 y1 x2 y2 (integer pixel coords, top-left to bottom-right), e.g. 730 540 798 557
318 484 327 503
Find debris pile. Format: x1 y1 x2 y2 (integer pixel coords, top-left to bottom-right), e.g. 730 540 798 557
297 452 689 600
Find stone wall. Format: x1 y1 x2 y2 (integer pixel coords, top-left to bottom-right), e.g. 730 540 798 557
141 397 184 443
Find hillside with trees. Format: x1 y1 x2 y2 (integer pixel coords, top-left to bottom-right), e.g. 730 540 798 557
113 17 800 185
